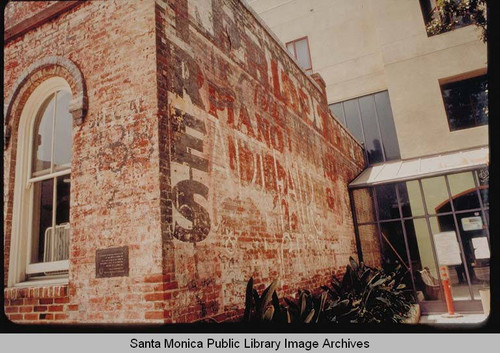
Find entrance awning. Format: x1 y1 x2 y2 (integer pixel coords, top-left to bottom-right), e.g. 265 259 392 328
349 146 489 188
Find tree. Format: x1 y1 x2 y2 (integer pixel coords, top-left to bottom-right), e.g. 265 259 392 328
426 0 487 42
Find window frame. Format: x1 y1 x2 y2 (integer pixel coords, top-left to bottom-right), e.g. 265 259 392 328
419 0 473 37
285 36 313 72
328 90 401 165
440 74 488 132
9 77 73 286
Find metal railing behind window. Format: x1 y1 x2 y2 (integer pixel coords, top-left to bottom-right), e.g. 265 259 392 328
43 223 70 262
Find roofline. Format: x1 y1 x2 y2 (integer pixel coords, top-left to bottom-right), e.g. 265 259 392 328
4 1 85 43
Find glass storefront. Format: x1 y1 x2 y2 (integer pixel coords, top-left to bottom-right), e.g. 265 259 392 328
351 167 490 312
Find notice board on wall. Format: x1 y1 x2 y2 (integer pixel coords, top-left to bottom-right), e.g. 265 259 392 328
433 231 462 266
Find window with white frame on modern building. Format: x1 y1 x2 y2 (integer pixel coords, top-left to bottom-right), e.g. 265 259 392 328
329 91 401 165
286 36 312 72
10 77 73 285
441 74 488 131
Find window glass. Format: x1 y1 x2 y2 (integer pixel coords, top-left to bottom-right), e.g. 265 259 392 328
28 89 72 270
359 95 384 164
421 176 450 214
420 0 473 36
404 219 423 271
31 179 54 264
56 175 71 225
329 103 346 126
374 91 400 160
448 172 480 211
429 215 472 300
286 38 312 71
32 94 55 176
398 181 425 217
294 38 311 71
441 75 488 131
476 168 489 208
379 222 412 290
333 91 400 165
343 99 363 143
406 218 442 302
54 91 73 170
54 175 70 262
375 184 400 220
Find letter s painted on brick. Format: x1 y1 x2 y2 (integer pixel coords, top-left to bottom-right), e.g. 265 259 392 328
172 180 211 243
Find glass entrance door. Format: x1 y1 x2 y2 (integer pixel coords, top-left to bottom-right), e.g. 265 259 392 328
352 168 490 314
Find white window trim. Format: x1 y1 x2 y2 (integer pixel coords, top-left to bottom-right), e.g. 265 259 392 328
8 77 73 287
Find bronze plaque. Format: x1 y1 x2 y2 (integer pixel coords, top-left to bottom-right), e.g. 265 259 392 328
96 246 129 278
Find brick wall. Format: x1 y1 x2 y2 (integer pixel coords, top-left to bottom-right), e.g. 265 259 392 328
4 1 57 29
4 0 370 324
4 0 163 324
155 0 367 323
4 286 75 323
352 188 382 268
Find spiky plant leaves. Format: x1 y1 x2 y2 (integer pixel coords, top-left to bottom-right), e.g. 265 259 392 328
299 292 307 317
349 256 359 272
285 308 291 324
244 277 254 321
263 306 275 321
316 291 327 323
304 308 315 323
257 279 278 319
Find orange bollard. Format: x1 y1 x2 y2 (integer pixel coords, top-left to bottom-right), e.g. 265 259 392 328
440 265 462 318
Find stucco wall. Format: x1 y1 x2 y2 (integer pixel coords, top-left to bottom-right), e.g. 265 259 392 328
249 0 488 160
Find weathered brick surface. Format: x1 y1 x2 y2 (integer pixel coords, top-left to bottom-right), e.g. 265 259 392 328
4 0 162 324
4 1 57 29
155 0 366 323
4 286 73 323
4 0 371 324
352 188 381 268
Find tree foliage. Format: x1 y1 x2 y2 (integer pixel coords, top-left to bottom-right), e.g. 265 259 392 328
426 0 487 42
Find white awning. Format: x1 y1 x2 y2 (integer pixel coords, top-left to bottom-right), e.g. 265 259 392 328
349 147 489 188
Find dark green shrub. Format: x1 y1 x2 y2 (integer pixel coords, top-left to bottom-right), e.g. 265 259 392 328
243 277 279 321
322 257 413 323
242 257 413 324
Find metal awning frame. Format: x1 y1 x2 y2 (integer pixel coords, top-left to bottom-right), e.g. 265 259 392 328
349 163 489 189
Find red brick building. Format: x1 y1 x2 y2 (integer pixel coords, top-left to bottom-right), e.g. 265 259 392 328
3 0 374 324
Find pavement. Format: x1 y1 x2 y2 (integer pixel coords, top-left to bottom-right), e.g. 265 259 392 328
419 313 488 324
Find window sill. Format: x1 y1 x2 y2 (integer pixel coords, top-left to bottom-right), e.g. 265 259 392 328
13 276 69 288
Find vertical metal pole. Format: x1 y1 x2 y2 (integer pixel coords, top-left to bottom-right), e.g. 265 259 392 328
355 99 369 164
440 265 457 316
395 183 417 301
372 94 387 162
372 187 385 267
472 169 490 242
349 188 364 264
418 179 447 302
50 92 58 263
444 175 475 300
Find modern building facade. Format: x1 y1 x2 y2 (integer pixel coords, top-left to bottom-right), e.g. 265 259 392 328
3 0 369 324
249 0 489 314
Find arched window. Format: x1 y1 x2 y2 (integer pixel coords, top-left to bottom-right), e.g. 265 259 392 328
10 77 73 284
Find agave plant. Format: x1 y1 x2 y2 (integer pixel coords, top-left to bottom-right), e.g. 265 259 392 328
322 257 413 323
241 257 413 324
283 289 328 323
243 277 279 321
